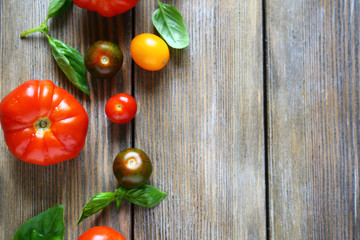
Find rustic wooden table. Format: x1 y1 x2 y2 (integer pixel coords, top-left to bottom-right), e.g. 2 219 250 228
0 0 359 239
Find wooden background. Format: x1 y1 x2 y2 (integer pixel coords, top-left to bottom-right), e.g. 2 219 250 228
0 0 358 239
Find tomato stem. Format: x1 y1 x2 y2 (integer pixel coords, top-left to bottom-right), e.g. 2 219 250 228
128 158 136 167
101 56 110 65
34 117 51 134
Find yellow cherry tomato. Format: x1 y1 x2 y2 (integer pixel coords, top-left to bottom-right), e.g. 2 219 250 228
130 33 170 71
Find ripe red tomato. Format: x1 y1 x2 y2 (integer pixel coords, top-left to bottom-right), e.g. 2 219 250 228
113 148 152 188
78 226 126 240
130 33 170 71
73 0 139 17
105 93 137 124
0 80 89 165
84 41 123 79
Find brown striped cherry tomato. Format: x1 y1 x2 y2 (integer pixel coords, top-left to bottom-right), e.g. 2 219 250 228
84 41 123 78
113 148 152 188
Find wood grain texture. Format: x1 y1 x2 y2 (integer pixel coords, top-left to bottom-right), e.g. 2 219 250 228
133 0 266 239
0 1 132 239
266 0 360 239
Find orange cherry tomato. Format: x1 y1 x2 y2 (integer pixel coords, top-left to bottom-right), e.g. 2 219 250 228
130 33 170 71
78 226 126 240
105 93 137 124
0 80 89 165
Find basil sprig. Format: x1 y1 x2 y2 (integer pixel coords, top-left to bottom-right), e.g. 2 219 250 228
13 205 65 240
20 0 89 95
20 0 72 38
152 0 189 49
77 185 167 224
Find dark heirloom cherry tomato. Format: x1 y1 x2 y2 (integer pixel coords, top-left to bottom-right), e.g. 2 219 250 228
78 226 125 240
113 148 152 188
0 80 89 165
84 41 123 79
105 93 137 124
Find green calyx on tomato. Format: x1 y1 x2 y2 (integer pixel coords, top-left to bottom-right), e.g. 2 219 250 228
85 41 124 79
34 117 51 133
0 80 89 165
72 0 139 17
77 148 166 224
113 148 152 188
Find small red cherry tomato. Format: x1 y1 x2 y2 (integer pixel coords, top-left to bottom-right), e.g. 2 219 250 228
0 80 89 165
105 93 137 124
73 0 139 17
113 148 152 188
78 226 126 240
85 41 123 79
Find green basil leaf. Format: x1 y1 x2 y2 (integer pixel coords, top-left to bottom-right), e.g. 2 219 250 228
77 192 116 224
121 185 167 208
13 205 64 240
116 196 122 212
47 36 89 95
47 0 72 19
152 0 189 49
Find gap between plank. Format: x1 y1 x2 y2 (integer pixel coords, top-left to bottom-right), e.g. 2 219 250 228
130 6 136 240
262 0 270 239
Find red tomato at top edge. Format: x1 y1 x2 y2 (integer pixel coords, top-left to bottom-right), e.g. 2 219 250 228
78 226 126 240
73 0 139 17
105 93 137 124
0 80 89 166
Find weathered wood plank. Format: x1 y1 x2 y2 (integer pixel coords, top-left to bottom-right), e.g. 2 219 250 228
133 0 266 239
266 0 360 239
0 1 132 239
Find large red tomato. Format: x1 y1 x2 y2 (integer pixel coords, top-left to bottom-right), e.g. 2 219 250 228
78 226 126 240
73 0 139 17
0 80 89 165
